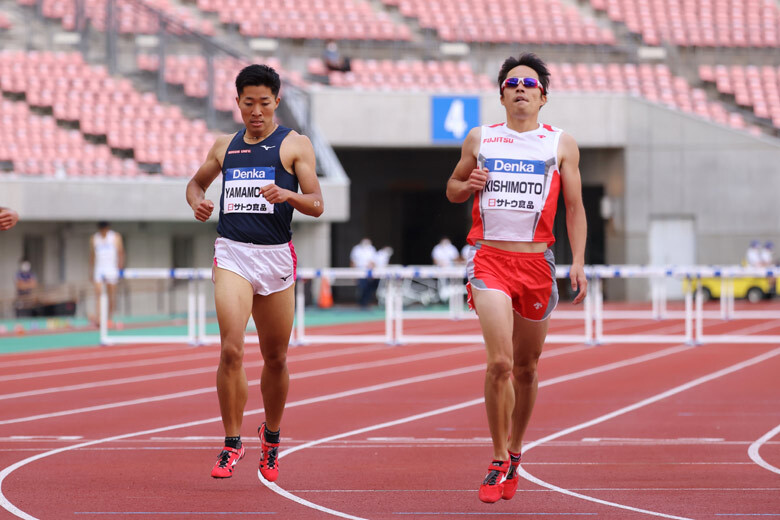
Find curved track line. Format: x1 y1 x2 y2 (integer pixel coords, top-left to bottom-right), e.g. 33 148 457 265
748 423 780 476
516 347 780 520
0 363 495 519
258 344 693 518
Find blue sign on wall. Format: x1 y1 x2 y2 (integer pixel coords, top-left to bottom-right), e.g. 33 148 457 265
431 96 480 144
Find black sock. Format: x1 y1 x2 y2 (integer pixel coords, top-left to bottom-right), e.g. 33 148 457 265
263 425 280 444
509 451 521 465
225 436 241 449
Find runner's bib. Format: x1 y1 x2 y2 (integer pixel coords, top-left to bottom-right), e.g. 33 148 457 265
482 158 545 212
223 167 275 214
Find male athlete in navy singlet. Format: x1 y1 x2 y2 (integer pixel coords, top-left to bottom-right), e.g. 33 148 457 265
186 64 324 482
446 54 588 503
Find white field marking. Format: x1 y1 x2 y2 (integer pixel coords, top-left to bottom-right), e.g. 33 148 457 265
284 487 780 493
516 347 780 520
0 351 219 382
256 344 694 518
748 423 780 476
0 342 593 425
0 343 404 401
0 345 490 425
0 342 408 383
0 345 187 370
0 362 507 520
1 340 683 519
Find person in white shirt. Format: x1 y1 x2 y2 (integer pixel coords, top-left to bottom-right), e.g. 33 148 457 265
760 241 775 267
432 237 460 267
90 221 125 327
373 246 394 269
350 238 377 308
746 240 763 267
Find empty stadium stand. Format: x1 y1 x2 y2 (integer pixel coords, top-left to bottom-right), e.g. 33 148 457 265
136 53 302 124
195 0 411 41
0 98 140 177
15 0 215 35
589 0 780 47
699 64 780 128
0 50 213 177
384 0 615 45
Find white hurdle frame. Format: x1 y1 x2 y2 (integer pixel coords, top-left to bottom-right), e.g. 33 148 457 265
99 265 780 347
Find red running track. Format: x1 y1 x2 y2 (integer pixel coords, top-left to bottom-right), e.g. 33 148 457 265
0 314 779 519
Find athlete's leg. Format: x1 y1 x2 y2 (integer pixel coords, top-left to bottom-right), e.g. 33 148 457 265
92 281 102 324
507 315 549 454
251 284 295 432
106 282 118 324
214 268 255 437
472 287 515 461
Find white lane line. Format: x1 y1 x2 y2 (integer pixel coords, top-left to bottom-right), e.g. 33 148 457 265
0 351 219 382
0 362 509 520
0 345 487 425
0 345 187 370
748 423 780 476
516 347 780 520
0 342 592 425
257 344 694 519
0 344 392 402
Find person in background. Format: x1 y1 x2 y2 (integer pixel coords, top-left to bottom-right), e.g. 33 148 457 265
14 259 38 317
432 237 460 267
746 240 763 267
350 237 377 308
0 207 19 230
761 241 777 297
323 40 351 73
374 246 394 269
90 221 125 327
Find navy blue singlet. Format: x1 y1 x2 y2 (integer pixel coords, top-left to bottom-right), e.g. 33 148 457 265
217 126 298 245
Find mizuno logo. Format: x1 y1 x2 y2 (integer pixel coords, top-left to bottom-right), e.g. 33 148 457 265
537 135 546 139
534 302 543 309
281 274 292 281
261 145 276 150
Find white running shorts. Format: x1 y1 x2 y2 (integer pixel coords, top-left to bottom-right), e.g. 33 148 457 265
213 237 297 295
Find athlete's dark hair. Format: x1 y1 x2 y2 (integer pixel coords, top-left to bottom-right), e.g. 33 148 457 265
497 53 550 96
235 64 281 97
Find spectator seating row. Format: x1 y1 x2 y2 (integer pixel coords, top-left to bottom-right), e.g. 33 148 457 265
548 62 758 133
0 99 141 177
0 51 213 177
196 0 411 41
589 0 780 47
310 58 494 91
137 54 302 124
16 0 215 35
699 64 780 127
383 0 615 45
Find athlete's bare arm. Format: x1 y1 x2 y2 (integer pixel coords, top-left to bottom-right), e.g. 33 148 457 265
271 132 324 218
0 207 19 230
186 134 233 222
446 127 486 203
559 132 588 304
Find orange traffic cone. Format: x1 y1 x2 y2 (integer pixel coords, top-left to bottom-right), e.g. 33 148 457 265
318 276 334 309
